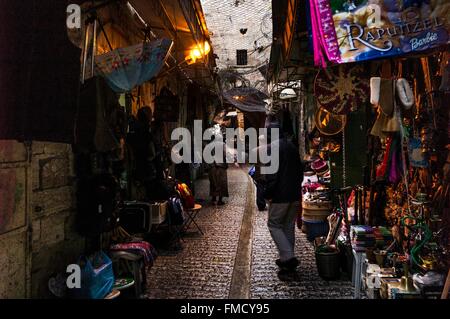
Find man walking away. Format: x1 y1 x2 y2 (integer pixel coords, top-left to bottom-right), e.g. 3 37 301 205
263 124 303 272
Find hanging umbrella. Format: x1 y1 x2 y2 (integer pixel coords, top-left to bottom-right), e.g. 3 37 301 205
94 38 173 93
223 87 268 113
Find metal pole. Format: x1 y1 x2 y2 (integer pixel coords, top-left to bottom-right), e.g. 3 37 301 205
91 19 97 78
342 128 346 188
81 21 90 83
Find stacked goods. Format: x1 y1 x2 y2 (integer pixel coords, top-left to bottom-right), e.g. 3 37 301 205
311 159 330 177
302 200 332 222
351 226 376 251
373 226 393 248
302 200 332 242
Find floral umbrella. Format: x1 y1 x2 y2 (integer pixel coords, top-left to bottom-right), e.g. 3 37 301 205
314 64 369 115
94 38 173 93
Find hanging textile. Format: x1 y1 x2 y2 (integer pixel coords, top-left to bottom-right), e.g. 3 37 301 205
309 0 450 66
222 87 268 113
314 64 369 114
94 38 173 93
308 0 341 67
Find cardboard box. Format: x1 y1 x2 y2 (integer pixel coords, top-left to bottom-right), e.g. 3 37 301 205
150 201 168 225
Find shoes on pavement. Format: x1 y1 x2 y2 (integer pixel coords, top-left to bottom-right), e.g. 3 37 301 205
277 269 299 282
276 257 299 270
217 200 225 206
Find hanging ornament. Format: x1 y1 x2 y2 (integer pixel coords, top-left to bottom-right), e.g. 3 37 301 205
314 64 370 114
314 106 347 136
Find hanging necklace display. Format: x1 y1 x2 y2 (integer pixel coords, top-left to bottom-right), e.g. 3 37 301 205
314 64 370 115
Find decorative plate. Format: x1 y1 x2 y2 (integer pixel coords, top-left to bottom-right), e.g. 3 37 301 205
314 106 347 136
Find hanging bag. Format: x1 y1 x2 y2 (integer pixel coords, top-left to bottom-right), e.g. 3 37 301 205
168 196 185 225
396 78 414 109
72 251 115 299
176 183 195 209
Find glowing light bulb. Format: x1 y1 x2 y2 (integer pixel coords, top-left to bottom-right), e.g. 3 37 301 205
203 41 211 54
192 48 202 58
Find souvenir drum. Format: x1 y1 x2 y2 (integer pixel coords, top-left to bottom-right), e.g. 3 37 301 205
302 200 332 222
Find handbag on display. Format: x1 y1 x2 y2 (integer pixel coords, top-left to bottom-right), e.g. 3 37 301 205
71 251 115 299
167 197 185 225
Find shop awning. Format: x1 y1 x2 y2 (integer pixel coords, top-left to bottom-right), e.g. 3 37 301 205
223 87 268 113
94 38 173 93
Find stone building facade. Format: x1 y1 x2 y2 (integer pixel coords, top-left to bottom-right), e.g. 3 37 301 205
0 140 84 298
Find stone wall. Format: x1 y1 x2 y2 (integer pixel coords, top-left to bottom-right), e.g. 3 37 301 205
0 140 84 298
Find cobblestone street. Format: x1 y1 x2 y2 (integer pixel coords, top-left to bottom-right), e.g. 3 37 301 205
146 167 354 299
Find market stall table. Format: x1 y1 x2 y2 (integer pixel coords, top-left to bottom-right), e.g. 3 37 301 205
352 248 366 299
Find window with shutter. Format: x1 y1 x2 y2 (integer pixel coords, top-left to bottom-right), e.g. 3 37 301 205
236 49 248 65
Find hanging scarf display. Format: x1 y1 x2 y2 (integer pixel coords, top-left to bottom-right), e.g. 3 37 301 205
376 133 403 184
308 0 342 67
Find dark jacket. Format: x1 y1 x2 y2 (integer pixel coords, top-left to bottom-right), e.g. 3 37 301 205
262 137 303 203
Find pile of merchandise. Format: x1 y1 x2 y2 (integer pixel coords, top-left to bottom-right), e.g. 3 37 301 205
373 226 394 248
350 226 376 252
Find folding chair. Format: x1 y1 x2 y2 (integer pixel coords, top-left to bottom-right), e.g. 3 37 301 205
181 204 204 235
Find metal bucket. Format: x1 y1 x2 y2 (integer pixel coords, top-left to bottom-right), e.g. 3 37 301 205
315 248 341 280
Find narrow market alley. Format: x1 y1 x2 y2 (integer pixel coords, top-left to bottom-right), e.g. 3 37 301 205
1 0 449 306
146 167 353 299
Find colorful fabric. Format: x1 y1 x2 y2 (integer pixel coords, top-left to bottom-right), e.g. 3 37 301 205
176 183 195 209
351 225 376 249
314 64 370 114
309 0 342 67
110 241 157 266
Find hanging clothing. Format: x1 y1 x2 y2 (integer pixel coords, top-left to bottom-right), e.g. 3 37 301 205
76 76 120 153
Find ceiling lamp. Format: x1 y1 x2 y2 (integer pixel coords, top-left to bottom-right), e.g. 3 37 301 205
279 88 297 99
186 41 211 64
203 41 211 55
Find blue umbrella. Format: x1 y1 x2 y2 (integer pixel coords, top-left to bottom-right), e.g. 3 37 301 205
94 38 173 93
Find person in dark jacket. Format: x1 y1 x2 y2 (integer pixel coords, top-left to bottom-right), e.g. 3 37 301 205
250 134 268 211
263 122 303 271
